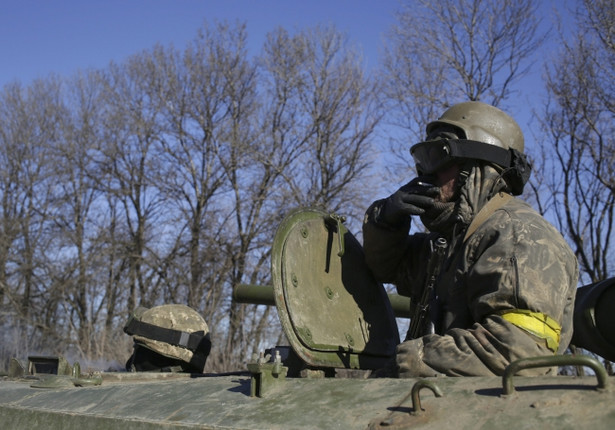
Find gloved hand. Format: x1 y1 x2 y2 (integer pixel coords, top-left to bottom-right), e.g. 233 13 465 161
381 177 439 226
395 338 440 378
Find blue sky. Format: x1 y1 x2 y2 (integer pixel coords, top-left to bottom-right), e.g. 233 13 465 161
0 0 398 87
1 0 577 176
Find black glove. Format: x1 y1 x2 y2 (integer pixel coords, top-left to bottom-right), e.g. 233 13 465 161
381 177 439 226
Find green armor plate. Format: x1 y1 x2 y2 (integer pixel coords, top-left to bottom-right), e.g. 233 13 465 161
271 208 399 369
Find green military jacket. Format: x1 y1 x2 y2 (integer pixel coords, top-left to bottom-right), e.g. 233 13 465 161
363 195 579 376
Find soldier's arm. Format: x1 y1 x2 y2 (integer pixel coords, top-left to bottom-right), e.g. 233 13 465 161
362 199 432 297
362 199 412 284
396 205 578 377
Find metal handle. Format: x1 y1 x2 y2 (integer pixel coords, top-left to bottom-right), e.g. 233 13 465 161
325 213 346 257
502 354 608 395
411 379 444 415
371 380 444 428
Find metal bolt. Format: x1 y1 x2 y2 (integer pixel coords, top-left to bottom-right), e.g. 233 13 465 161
345 333 355 346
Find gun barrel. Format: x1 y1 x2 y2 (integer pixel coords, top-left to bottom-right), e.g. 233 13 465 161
233 284 411 318
233 284 277 306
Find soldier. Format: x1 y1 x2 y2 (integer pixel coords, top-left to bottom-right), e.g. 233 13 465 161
124 304 212 373
363 101 578 376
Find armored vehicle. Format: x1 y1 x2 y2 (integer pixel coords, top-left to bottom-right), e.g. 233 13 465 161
1 208 614 429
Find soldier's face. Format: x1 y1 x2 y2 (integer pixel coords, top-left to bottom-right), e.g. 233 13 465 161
435 163 460 202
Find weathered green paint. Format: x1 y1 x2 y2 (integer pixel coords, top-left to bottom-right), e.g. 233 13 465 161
270 208 399 370
2 368 614 429
233 284 277 307
4 207 615 429
234 283 412 318
502 355 608 395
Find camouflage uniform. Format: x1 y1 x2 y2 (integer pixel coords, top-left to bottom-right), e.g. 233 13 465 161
364 160 578 377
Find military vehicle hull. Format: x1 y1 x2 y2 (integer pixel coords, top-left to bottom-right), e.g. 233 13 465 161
1 367 614 430
2 208 614 429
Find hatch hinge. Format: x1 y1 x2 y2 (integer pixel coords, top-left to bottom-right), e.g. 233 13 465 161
247 350 288 397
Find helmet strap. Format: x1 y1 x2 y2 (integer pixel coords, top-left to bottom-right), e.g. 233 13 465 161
501 148 532 195
456 160 473 195
124 317 212 356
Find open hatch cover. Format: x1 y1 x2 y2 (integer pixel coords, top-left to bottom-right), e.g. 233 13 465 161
271 208 399 370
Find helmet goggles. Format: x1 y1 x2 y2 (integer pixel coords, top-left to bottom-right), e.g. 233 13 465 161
410 138 512 175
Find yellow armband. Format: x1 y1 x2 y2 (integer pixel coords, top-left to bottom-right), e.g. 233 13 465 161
498 309 561 353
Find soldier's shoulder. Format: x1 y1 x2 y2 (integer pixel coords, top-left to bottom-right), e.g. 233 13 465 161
493 195 544 221
483 196 562 239
497 197 571 246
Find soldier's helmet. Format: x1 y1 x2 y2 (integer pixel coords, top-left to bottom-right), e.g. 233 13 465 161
410 101 530 195
124 304 211 373
426 101 524 152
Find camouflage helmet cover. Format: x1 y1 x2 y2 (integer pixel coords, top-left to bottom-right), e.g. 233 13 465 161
128 304 210 372
425 101 524 153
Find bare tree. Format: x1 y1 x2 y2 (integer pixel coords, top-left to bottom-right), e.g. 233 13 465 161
213 24 382 368
0 21 383 372
261 25 382 226
151 39 229 311
97 54 169 312
533 0 615 374
0 78 64 360
296 25 381 217
541 0 615 285
148 23 259 370
49 70 131 362
208 23 277 369
382 0 547 173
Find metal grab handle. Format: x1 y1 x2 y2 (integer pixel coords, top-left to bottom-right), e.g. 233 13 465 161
502 354 608 395
372 380 444 428
411 380 444 415
325 213 346 257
